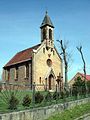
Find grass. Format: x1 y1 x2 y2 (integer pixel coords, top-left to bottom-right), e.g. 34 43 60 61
46 102 90 120
0 90 90 113
0 90 32 112
0 90 49 112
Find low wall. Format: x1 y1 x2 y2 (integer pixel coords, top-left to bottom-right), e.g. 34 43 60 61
0 98 90 120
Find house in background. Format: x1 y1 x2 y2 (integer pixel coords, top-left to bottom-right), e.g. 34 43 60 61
69 72 90 87
2 12 63 91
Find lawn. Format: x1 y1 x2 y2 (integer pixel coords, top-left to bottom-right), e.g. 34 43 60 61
0 90 49 112
0 90 32 112
0 89 90 113
46 102 90 120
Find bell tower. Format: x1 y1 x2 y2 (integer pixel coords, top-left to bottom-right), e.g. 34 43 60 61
40 11 54 49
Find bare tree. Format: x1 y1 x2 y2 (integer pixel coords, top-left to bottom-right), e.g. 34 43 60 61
76 46 88 95
57 40 68 89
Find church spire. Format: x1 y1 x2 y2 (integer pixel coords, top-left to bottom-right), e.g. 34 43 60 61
40 12 54 48
40 11 54 28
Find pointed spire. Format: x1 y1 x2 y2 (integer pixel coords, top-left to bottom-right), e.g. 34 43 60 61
40 11 54 28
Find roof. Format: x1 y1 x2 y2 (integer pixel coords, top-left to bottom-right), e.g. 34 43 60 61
79 73 90 81
4 44 41 68
69 72 90 84
40 11 54 28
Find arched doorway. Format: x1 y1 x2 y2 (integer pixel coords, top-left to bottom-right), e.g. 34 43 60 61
49 74 54 90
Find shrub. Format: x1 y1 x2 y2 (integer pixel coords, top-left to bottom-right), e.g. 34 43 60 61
0 86 2 92
53 91 59 100
35 91 44 104
8 92 19 110
65 90 70 97
22 94 31 107
45 91 52 101
60 91 65 99
72 86 78 97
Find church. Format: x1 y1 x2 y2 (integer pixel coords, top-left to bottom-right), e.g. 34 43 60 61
2 12 63 91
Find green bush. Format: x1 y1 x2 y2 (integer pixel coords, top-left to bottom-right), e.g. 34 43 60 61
8 92 19 110
45 92 52 101
60 91 65 99
72 86 78 97
22 94 31 107
35 91 44 104
65 90 70 97
53 92 59 100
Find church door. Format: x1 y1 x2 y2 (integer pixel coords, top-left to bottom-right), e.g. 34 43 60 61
49 74 54 90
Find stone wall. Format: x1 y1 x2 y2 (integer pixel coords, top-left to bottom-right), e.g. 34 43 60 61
2 61 32 84
0 98 90 120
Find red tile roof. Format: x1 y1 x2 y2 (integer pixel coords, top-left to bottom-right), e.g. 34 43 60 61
4 44 41 67
79 73 90 81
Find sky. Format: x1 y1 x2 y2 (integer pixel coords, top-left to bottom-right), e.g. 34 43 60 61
0 0 90 81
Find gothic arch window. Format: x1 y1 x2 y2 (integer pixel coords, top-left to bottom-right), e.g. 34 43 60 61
43 28 46 40
49 29 52 40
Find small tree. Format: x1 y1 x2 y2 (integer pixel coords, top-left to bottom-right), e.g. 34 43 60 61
72 77 85 97
22 94 31 107
8 92 19 110
87 81 90 94
45 92 52 101
53 91 59 100
77 46 88 95
35 92 44 104
57 40 68 89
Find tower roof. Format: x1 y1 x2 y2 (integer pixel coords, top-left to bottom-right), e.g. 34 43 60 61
40 11 54 28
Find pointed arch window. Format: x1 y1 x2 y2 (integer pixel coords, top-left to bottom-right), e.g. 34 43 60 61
49 29 52 40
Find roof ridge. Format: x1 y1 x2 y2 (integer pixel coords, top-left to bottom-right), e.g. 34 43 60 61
79 72 90 76
17 43 41 54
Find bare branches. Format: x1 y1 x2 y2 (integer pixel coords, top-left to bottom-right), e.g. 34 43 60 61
76 45 88 95
76 46 85 65
76 46 82 52
57 39 68 88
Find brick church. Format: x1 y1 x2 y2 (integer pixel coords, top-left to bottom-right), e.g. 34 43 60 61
2 12 63 91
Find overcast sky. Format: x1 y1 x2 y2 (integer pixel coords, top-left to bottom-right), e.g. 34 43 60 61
0 0 90 81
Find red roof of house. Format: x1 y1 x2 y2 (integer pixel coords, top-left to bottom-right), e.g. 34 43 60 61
4 44 41 68
79 73 90 81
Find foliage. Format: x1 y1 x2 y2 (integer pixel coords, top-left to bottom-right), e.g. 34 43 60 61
87 81 90 93
45 91 52 101
60 91 65 99
22 94 31 107
46 102 90 120
64 88 70 98
35 91 44 104
8 92 19 110
0 85 2 92
53 92 59 100
73 77 85 86
72 76 86 96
